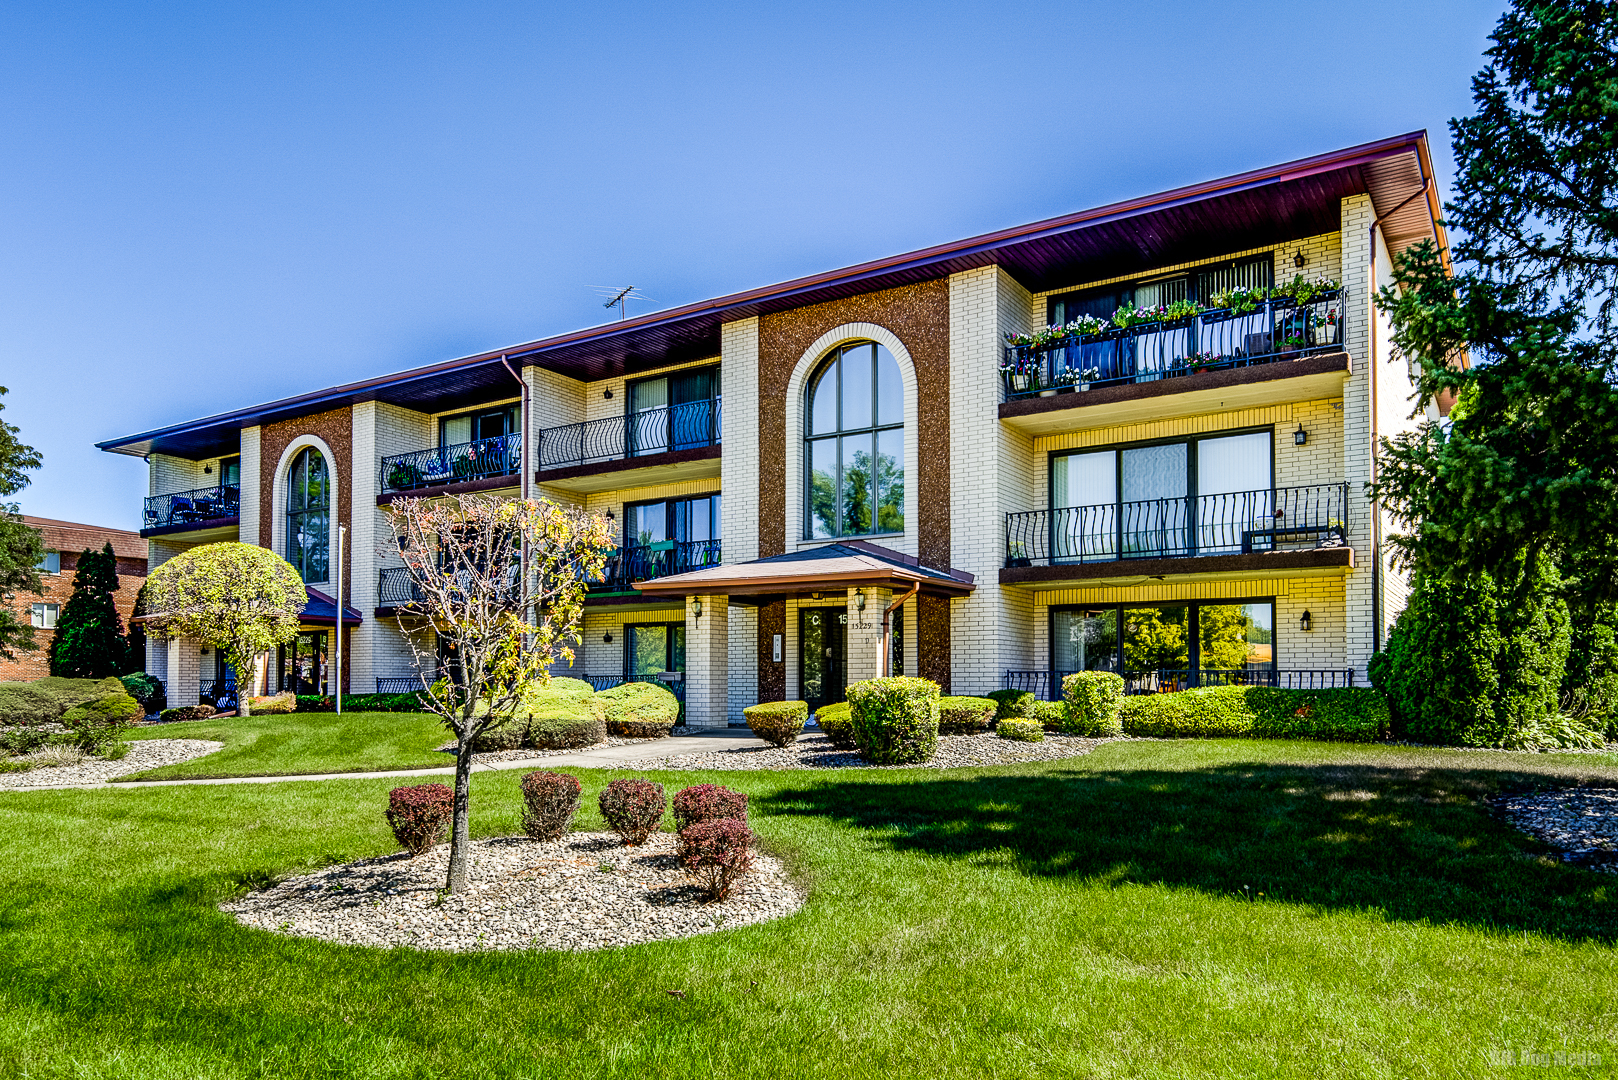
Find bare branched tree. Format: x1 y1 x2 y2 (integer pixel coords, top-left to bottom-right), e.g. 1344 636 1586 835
385 493 613 893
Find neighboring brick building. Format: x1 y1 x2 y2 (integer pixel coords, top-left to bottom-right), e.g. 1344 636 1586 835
100 133 1448 720
0 517 146 682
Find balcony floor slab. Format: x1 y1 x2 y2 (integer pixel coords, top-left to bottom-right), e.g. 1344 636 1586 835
535 445 721 494
999 546 1353 591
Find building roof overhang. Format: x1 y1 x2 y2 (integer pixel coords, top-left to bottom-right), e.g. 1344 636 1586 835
632 541 975 601
98 132 1444 461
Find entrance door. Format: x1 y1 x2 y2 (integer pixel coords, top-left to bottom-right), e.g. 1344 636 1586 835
799 607 847 714
278 630 328 696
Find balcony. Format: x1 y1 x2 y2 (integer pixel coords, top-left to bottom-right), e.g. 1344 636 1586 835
999 293 1348 434
536 398 721 493
377 566 425 610
142 484 240 537
1002 483 1352 585
592 538 722 595
379 434 522 499
1002 668 1355 700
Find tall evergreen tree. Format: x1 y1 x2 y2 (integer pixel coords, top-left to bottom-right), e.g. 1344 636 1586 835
0 386 44 661
50 543 126 678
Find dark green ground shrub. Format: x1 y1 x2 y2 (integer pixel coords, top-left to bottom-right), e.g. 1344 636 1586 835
847 677 940 765
937 696 995 734
384 784 453 855
0 726 54 755
0 677 118 726
159 704 216 722
997 717 1044 742
295 695 334 713
814 703 855 749
526 705 607 750
743 701 807 747
120 673 165 715
1031 700 1066 730
985 689 1034 722
1061 672 1125 736
596 681 680 738
672 783 748 829
598 779 665 845
61 692 142 755
520 771 582 841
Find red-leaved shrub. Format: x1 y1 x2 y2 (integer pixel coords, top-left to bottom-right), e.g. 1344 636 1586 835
677 818 755 901
672 783 748 830
598 778 666 845
385 783 453 855
521 771 582 841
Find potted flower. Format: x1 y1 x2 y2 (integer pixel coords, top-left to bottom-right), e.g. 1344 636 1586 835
1316 518 1347 549
1078 366 1101 391
1313 308 1339 347
1006 542 1032 569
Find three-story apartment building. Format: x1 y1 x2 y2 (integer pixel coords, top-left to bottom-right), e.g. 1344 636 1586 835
99 133 1446 723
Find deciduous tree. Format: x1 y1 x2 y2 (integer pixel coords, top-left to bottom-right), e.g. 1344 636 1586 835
0 386 44 661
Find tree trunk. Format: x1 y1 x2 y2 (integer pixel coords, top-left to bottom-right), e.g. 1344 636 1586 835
445 733 475 893
235 659 253 717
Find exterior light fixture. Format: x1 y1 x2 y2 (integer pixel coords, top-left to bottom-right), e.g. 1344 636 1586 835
1293 251 1307 268
1294 424 1308 446
1299 611 1313 632
855 591 866 611
604 632 613 644
605 509 614 520
692 598 704 618
603 389 614 399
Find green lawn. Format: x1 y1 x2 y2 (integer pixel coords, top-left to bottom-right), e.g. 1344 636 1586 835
2 740 1616 1078
118 710 453 779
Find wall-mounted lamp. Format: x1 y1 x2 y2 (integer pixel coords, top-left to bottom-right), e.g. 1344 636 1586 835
603 389 614 400
1294 424 1308 446
1293 251 1308 268
203 464 213 474
854 590 866 611
692 598 704 618
605 509 615 521
603 632 614 644
810 592 822 601
1299 611 1313 632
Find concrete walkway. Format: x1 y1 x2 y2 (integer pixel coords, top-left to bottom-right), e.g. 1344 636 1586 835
26 729 768 791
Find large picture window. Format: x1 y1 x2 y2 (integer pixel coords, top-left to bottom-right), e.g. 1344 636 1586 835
806 341 903 539
1051 601 1275 687
286 447 330 583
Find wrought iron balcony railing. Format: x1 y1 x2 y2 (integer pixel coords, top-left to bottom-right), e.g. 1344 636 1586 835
537 397 721 471
592 538 722 592
1002 667 1355 700
144 485 240 530
1005 483 1348 567
583 673 687 703
375 677 422 694
1002 292 1343 401
378 566 425 607
200 672 239 710
380 434 522 494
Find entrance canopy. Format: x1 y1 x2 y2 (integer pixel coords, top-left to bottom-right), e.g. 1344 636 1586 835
632 540 975 602
301 585 363 627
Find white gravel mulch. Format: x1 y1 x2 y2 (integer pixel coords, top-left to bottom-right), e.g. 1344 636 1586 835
619 729 1116 771
435 733 677 765
1497 787 1618 872
222 831 804 952
0 739 223 790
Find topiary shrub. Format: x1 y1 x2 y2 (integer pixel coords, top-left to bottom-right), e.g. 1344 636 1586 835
385 783 453 855
159 704 216 722
997 717 1044 742
985 689 1035 723
1031 700 1066 730
61 692 143 754
120 673 165 715
1061 672 1125 736
247 692 295 715
598 778 666 844
520 771 582 841
847 676 940 765
814 702 856 749
677 818 754 901
526 705 607 750
937 696 996 735
596 681 680 738
472 719 527 751
743 701 807 747
672 783 748 830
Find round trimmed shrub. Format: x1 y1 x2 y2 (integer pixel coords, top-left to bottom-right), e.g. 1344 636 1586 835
997 718 1044 742
847 677 940 765
984 689 1035 723
598 778 666 844
385 783 453 855
1061 671 1125 736
677 818 754 901
673 783 748 830
814 702 856 749
520 771 582 841
743 700 807 747
159 704 216 722
526 703 607 750
120 673 166 715
596 681 680 738
937 696 996 735
1031 700 1066 730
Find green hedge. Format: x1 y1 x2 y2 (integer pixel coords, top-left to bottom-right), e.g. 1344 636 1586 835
937 696 995 735
984 689 1035 722
0 676 124 726
847 677 940 764
1061 672 1125 736
1031 700 1066 730
596 681 680 738
814 703 855 749
997 717 1044 742
743 701 808 747
1120 686 1389 742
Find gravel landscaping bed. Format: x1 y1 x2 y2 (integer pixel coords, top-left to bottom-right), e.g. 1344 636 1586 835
619 730 1117 770
434 735 666 765
222 831 804 951
0 739 224 790
1497 787 1618 871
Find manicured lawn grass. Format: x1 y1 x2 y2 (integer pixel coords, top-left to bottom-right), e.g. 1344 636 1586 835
2 740 1616 1077
118 710 453 779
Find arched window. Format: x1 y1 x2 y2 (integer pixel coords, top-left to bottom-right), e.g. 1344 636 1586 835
286 447 330 582
806 341 903 538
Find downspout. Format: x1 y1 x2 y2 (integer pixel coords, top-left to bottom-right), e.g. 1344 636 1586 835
879 581 920 678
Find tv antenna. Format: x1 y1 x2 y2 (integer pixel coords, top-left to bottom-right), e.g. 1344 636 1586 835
592 285 652 322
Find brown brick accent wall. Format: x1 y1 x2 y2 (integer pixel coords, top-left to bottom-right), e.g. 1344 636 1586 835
918 594 951 693
757 599 785 701
756 280 952 567
258 407 354 586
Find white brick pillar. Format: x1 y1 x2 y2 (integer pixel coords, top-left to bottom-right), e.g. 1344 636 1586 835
166 636 202 707
685 594 729 728
844 587 891 686
1340 193 1376 682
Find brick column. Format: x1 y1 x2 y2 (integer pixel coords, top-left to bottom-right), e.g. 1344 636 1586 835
1339 193 1376 682
844 587 890 686
166 636 201 707
684 594 730 728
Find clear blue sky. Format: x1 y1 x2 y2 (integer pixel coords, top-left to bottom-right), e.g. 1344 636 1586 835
1 0 1503 531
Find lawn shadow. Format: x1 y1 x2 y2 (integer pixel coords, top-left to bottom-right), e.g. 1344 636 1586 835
759 757 1618 942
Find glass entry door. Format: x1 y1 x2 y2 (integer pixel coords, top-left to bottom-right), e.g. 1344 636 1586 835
278 630 328 696
799 607 847 714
